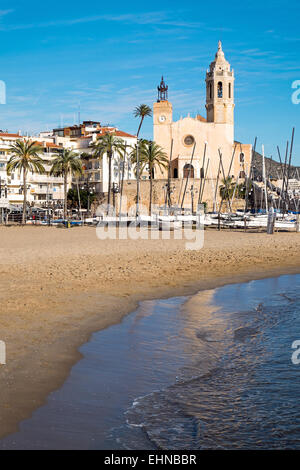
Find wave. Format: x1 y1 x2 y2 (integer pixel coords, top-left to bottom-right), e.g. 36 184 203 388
124 279 300 449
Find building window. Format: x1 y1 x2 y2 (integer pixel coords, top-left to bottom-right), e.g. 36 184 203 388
239 171 246 179
229 83 232 99
218 82 223 98
183 164 194 179
209 83 212 100
240 153 245 163
173 168 178 179
184 135 195 147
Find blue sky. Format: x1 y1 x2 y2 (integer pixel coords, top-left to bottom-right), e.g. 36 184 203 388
0 0 300 162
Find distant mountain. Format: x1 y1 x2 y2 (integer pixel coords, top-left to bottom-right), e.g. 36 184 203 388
252 150 300 181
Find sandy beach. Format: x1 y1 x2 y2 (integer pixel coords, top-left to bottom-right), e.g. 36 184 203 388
1 225 300 439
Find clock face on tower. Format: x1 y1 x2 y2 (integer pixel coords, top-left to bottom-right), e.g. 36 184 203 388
159 115 166 123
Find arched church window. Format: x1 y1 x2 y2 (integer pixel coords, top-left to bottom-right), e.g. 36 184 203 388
183 164 194 179
217 82 223 98
240 153 245 163
173 168 178 179
229 83 232 99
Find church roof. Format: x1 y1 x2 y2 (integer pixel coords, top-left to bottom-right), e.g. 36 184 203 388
196 114 207 122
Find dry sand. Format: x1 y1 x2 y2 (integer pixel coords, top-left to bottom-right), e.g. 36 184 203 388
0 225 300 439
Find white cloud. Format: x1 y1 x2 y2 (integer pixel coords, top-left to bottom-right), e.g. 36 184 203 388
0 11 205 32
0 9 14 17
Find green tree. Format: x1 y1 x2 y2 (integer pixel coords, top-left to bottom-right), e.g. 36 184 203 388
236 183 246 199
219 176 235 200
50 149 82 219
67 187 96 210
132 140 168 214
133 105 152 214
133 104 152 138
7 140 45 224
80 152 92 167
92 133 124 207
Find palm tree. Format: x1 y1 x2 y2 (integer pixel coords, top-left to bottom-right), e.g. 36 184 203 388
50 149 82 220
219 176 235 200
133 104 152 138
116 142 128 216
132 140 168 214
80 152 91 166
7 140 45 224
129 139 147 180
92 133 124 207
133 105 152 215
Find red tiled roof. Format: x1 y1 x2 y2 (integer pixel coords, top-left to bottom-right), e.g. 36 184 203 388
115 130 137 138
34 141 60 149
97 129 136 139
0 133 21 138
46 142 60 148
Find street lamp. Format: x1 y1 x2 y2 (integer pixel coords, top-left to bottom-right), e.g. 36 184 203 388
188 184 198 214
112 182 120 211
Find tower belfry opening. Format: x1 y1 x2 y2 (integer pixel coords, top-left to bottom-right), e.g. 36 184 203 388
205 40 235 124
157 76 168 102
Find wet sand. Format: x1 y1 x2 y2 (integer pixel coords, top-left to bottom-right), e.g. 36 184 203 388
0 225 300 439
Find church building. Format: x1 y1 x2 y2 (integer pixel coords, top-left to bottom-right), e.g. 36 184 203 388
153 41 252 183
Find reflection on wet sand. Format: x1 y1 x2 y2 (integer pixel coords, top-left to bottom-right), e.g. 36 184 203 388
1 274 300 449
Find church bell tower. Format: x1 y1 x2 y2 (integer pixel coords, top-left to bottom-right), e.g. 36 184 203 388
205 41 235 124
153 76 173 126
153 76 173 171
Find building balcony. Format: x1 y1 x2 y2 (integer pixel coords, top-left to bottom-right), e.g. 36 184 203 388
28 175 64 184
0 198 9 208
8 194 24 202
87 175 102 183
31 188 54 195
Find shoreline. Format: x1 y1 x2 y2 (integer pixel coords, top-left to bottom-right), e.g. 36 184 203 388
1 226 300 440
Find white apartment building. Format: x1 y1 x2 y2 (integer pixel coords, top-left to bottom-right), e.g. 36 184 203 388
48 121 137 193
72 129 137 193
0 121 137 213
0 133 64 209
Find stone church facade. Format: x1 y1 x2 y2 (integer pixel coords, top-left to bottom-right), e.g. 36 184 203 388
153 41 252 184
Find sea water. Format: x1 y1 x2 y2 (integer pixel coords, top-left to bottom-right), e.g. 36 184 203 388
1 274 300 449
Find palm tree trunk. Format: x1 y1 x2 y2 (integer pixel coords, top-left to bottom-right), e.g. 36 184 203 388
135 120 144 217
137 117 144 138
22 170 27 225
64 172 67 220
108 151 112 207
149 167 153 215
120 155 126 217
136 144 140 217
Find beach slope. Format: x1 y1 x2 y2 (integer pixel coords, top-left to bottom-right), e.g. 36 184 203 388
0 226 300 438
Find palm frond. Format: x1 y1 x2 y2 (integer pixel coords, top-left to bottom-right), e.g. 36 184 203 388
7 139 45 176
133 104 152 118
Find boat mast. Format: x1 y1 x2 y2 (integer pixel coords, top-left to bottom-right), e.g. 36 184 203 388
262 145 268 212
